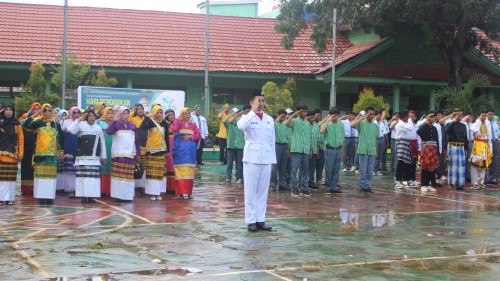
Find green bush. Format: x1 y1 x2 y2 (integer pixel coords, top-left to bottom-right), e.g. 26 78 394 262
352 87 390 113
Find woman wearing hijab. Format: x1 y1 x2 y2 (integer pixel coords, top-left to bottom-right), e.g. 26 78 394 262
172 107 201 199
0 105 24 205
67 110 107 203
140 105 170 200
98 107 114 196
58 109 68 126
19 102 41 196
23 104 64 205
164 109 176 193
95 102 106 119
106 106 141 202
59 106 81 195
130 104 147 191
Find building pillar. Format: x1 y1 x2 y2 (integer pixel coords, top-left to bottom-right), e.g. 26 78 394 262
429 88 436 111
127 75 133 88
392 84 400 113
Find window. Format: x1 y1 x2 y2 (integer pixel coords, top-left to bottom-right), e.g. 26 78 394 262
212 88 260 104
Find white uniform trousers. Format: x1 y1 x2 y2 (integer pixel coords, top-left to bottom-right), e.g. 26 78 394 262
243 162 271 224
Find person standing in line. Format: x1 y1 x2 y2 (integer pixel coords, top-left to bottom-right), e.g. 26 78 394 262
462 112 474 182
470 111 492 190
172 107 201 199
217 103 230 165
270 109 289 191
191 104 209 166
389 113 400 175
59 106 81 196
314 109 325 186
319 108 345 195
485 109 497 185
394 111 419 188
0 105 24 205
237 95 276 232
407 110 420 186
224 108 238 183
94 102 106 119
445 109 468 190
230 104 250 184
141 105 170 201
67 110 107 203
417 112 440 192
130 104 147 192
164 109 177 193
98 107 114 196
350 106 379 193
307 110 320 189
374 110 389 176
285 105 312 197
23 104 64 205
340 112 356 172
19 103 40 196
490 115 500 184
285 109 293 186
106 106 141 202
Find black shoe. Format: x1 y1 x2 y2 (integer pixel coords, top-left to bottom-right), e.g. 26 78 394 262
301 191 312 197
332 190 344 194
88 198 96 203
456 186 464 190
256 222 273 231
197 162 205 165
5 201 12 206
247 223 258 232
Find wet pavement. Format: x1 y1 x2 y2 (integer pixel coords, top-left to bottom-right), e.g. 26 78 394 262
1 163 499 280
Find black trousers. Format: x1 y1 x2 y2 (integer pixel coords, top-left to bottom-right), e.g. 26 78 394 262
421 170 436 187
396 161 411 181
219 138 227 164
196 138 205 164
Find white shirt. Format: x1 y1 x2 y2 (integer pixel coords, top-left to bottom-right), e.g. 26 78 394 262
390 120 398 139
237 111 276 165
433 122 443 153
341 119 353 137
191 114 209 139
395 120 416 140
67 120 107 165
461 121 473 142
471 119 493 150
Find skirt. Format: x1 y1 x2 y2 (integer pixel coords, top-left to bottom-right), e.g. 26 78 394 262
33 162 57 199
76 165 101 198
145 154 166 196
110 159 135 200
419 145 440 171
0 161 17 201
396 139 414 164
174 164 196 195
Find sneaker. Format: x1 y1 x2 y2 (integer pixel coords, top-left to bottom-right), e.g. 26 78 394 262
342 168 350 172
407 181 419 187
402 181 408 186
157 196 163 201
479 184 486 189
440 176 447 181
291 191 301 197
395 181 404 189
355 169 360 174
236 179 243 184
413 181 421 185
427 186 437 192
373 172 376 176
150 196 157 201
325 190 332 196
471 185 480 190
225 178 231 182
351 166 356 170
301 191 312 197
376 171 384 176
421 186 429 192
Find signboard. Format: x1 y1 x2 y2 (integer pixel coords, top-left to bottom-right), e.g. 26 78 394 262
77 86 185 116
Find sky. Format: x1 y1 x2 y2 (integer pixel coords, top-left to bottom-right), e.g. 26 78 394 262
1 0 278 14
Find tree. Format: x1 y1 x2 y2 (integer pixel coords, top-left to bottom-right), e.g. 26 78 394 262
15 61 61 114
352 87 390 114
207 102 221 146
51 52 90 90
261 81 294 116
282 77 300 107
435 74 493 114
275 0 500 89
88 68 118 87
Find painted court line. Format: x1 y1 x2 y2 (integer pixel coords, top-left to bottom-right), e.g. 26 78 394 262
372 187 487 205
95 199 156 225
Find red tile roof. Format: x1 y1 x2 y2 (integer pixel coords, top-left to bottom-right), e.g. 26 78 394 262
0 2 354 74
475 30 500 65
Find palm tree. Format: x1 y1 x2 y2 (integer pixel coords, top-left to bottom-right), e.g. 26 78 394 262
435 74 492 114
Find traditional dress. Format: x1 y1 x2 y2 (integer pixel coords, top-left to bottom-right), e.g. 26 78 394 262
57 106 79 193
67 112 107 200
417 122 440 188
19 102 40 196
165 116 176 192
23 104 63 202
470 120 493 188
141 105 170 198
130 106 147 189
98 107 113 196
395 119 416 185
0 105 24 204
446 120 468 188
106 106 141 201
172 108 201 198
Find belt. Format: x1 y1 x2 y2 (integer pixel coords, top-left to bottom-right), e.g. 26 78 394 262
345 137 357 139
326 145 342 150
448 142 464 146
474 138 488 143
275 142 287 145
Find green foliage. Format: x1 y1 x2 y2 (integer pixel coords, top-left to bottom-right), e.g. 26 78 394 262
88 68 118 87
262 81 294 116
14 62 61 114
435 74 493 114
276 0 500 88
51 52 90 90
282 78 300 107
207 103 221 145
352 87 390 113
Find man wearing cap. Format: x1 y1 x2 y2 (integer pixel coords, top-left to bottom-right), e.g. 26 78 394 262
217 104 230 164
191 105 209 165
445 109 468 190
237 95 276 232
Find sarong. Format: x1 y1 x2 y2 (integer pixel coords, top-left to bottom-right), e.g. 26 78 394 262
470 140 492 169
33 161 57 199
173 132 197 195
419 143 439 171
145 154 167 196
75 165 101 198
396 139 414 164
448 145 466 187
110 159 135 200
0 161 17 201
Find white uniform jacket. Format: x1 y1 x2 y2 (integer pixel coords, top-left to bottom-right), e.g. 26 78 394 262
237 111 277 164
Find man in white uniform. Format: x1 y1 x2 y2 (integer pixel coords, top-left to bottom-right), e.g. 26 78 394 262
237 95 276 232
190 104 209 165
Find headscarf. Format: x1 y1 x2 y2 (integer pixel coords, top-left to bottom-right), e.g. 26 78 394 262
151 105 163 121
133 104 144 117
222 103 229 109
0 104 19 125
39 103 55 122
18 102 41 121
179 107 191 123
69 106 80 121
114 106 130 121
95 102 105 110
164 109 175 124
85 110 97 124
113 105 120 112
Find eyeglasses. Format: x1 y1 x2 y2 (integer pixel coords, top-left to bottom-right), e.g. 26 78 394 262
43 109 52 113
73 111 81 115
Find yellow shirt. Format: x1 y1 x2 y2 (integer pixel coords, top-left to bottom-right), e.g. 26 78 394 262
217 112 230 139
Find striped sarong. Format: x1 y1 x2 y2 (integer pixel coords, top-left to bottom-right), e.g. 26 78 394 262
76 165 101 179
62 155 76 173
396 139 414 164
146 154 166 180
34 162 58 179
448 144 466 186
111 161 134 181
0 162 17 182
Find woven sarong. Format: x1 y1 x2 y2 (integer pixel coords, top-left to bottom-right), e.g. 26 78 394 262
111 161 134 181
0 161 17 182
419 143 439 171
448 145 466 186
76 165 101 179
397 139 414 164
34 162 57 179
146 154 166 180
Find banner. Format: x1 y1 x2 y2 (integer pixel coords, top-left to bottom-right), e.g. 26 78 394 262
77 86 185 117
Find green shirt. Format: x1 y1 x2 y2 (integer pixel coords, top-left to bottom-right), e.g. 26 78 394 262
310 121 320 155
275 121 289 144
356 119 379 156
323 121 345 148
316 121 325 150
233 118 245 149
287 117 311 154
224 120 236 149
